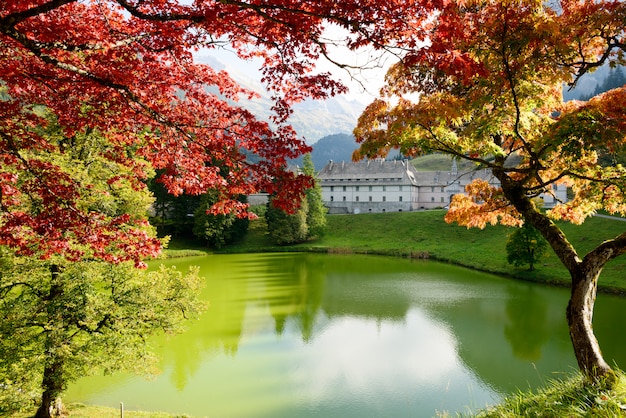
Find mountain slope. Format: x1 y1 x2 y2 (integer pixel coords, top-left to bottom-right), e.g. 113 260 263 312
196 52 366 143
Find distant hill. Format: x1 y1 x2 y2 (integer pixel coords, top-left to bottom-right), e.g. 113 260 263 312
291 133 409 171
563 62 626 101
410 154 476 172
291 133 359 170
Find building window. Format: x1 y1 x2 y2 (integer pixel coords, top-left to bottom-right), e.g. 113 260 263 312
330 196 334 201
343 196 347 201
343 186 347 192
330 186 334 192
441 197 444 202
441 187 444 192
431 187 435 192
431 197 435 202
399 186 403 191
368 186 373 192
383 196 386 202
382 185 386 191
399 196 403 202
369 196 372 202
356 186 360 191
356 196 359 202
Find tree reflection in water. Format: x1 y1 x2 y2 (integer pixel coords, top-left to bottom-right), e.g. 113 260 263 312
65 253 626 417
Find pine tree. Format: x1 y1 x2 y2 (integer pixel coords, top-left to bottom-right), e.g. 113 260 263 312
302 154 328 238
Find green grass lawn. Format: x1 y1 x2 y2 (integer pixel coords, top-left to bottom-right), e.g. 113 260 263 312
224 209 626 293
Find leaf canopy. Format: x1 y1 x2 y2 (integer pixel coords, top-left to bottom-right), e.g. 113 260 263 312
0 0 433 261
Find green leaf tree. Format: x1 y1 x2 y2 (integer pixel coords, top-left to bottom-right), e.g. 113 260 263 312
193 191 249 248
302 154 328 238
0 113 204 417
0 256 203 416
266 197 309 245
266 157 327 245
506 223 549 271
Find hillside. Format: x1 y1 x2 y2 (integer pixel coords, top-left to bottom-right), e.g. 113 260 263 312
222 210 626 294
562 62 626 101
410 153 477 172
290 133 359 170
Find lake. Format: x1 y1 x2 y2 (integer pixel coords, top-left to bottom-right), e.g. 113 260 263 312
65 253 626 417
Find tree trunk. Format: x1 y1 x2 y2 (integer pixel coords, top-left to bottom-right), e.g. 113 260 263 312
35 265 67 418
494 162 625 385
34 362 65 418
566 268 614 382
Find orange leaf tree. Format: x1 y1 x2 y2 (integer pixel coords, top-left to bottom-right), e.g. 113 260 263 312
354 0 626 382
0 0 433 263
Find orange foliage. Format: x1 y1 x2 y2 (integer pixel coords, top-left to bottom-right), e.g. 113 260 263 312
444 180 523 229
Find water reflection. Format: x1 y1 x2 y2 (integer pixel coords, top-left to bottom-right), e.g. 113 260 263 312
504 286 550 361
65 253 625 417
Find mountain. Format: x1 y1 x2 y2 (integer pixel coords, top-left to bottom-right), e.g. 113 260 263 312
290 133 404 171
195 52 366 144
307 133 360 170
563 62 626 101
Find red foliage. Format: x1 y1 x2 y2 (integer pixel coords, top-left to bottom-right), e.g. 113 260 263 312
0 0 433 263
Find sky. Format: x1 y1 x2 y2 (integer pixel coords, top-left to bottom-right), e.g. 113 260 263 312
193 25 393 106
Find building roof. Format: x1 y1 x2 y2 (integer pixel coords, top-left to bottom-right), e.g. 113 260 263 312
318 159 419 184
318 159 496 187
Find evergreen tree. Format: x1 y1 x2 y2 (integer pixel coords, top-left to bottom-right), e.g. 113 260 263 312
302 154 328 238
605 65 626 91
149 177 202 238
588 65 626 100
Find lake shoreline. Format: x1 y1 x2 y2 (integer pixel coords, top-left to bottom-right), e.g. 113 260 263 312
206 210 626 296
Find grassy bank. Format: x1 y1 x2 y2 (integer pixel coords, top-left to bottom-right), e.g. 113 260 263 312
11 374 626 418
472 372 626 417
6 403 192 418
222 209 626 293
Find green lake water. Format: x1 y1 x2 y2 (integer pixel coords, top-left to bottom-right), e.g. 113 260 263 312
65 253 626 417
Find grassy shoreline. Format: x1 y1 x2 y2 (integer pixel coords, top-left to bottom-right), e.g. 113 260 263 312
220 209 626 294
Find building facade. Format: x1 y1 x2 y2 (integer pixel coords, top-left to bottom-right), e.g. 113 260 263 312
317 159 567 214
318 159 421 214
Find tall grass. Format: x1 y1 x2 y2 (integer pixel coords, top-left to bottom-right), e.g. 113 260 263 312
471 371 626 418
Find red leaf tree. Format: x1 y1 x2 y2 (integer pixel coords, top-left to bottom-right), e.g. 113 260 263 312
0 2 440 416
0 0 432 263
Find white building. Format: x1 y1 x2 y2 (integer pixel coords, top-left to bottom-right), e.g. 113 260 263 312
318 159 421 214
317 159 567 214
